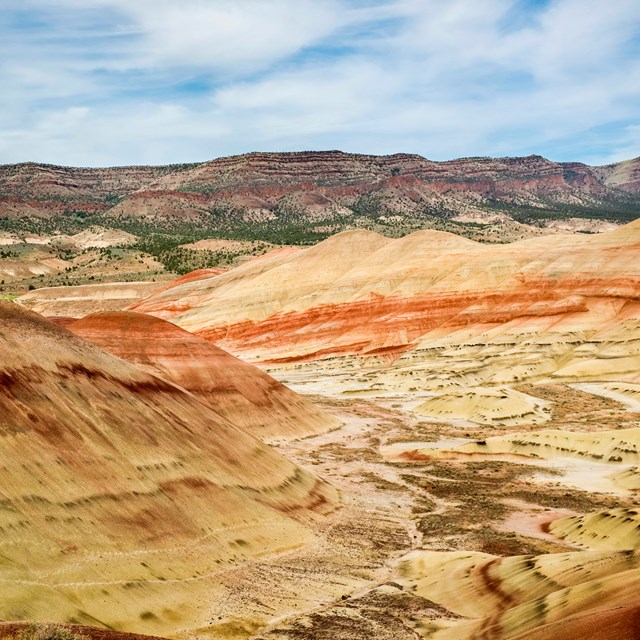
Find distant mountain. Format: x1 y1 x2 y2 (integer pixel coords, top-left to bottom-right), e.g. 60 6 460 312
1 151 639 243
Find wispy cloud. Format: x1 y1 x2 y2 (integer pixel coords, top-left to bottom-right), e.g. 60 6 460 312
1 0 639 165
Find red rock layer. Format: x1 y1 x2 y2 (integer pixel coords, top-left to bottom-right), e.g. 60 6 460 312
68 311 338 440
2 152 638 221
160 267 226 288
510 603 640 640
130 222 640 363
45 315 78 327
199 280 636 363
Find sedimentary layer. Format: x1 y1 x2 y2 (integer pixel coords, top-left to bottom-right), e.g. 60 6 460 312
68 311 339 441
0 302 337 637
130 221 640 385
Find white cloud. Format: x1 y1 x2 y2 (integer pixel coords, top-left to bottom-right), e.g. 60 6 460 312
1 0 639 165
16 0 348 73
136 0 343 73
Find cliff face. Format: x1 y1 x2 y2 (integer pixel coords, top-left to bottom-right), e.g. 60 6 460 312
1 152 638 230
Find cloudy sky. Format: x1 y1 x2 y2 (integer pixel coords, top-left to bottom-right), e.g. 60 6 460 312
1 0 640 166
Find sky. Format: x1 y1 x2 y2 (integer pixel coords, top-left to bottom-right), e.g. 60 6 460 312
1 0 640 167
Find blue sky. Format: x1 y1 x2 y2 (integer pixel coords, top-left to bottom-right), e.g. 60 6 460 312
1 0 640 166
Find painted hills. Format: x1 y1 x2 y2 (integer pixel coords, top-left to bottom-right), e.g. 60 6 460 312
66 310 339 441
0 301 337 637
3 156 640 640
130 220 640 376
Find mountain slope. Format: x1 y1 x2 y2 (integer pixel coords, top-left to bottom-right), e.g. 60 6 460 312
2 152 639 244
0 301 337 636
67 310 339 442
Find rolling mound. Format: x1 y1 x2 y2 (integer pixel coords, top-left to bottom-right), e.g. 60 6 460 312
131 229 392 328
65 227 137 249
0 302 337 636
573 382 640 411
398 427 640 465
17 281 165 317
415 386 551 427
67 311 339 442
611 466 640 491
549 507 640 551
398 549 640 639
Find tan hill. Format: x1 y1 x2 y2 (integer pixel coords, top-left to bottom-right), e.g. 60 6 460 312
0 301 337 637
67 311 339 442
393 426 640 465
398 549 640 639
17 281 166 317
611 466 640 491
415 386 552 427
65 226 137 249
130 220 640 373
550 507 640 550
0 226 138 251
182 238 278 253
0 246 69 281
594 156 640 192
0 232 163 293
15 270 230 318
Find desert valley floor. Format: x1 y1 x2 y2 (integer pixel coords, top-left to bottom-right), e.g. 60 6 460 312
2 221 640 640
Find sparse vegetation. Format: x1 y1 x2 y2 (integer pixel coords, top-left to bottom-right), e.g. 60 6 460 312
12 624 89 640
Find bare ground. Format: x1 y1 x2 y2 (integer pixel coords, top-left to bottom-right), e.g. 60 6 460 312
192 383 640 640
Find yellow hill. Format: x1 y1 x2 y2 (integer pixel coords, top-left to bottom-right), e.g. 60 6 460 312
0 302 337 637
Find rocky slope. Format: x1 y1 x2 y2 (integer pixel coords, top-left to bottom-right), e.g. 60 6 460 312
0 162 195 218
67 311 339 442
0 302 337 637
2 152 639 241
